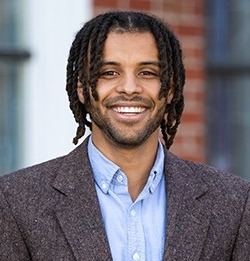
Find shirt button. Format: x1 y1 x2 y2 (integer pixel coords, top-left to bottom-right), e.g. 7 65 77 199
130 209 136 216
117 174 123 182
101 183 107 190
132 252 140 260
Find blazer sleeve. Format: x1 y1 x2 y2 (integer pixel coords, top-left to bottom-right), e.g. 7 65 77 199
0 189 31 260
232 187 250 261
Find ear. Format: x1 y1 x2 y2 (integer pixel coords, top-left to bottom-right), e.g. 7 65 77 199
77 80 85 104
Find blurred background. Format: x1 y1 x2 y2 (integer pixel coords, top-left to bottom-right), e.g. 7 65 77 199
1 0 250 180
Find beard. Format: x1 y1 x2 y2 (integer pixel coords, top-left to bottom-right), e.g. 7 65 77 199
86 96 166 148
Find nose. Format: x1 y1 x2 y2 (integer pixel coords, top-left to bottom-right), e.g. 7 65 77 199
116 73 142 95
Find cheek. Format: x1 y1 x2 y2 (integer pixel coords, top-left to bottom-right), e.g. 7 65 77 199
95 83 112 101
143 81 161 95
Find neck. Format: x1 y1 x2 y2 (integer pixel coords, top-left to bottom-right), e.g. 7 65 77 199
92 130 160 201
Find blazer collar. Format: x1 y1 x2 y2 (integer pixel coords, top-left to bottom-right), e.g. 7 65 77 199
163 149 211 260
52 137 112 261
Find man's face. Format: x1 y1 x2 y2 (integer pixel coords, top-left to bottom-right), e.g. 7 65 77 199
78 31 170 148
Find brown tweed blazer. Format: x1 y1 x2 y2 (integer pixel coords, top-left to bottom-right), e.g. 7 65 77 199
1 138 250 261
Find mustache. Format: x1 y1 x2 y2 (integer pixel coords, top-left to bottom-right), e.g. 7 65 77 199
103 96 154 107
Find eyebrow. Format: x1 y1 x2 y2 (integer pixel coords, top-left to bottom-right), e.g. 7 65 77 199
100 61 160 67
139 61 160 67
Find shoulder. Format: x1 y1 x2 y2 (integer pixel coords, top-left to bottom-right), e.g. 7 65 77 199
0 139 91 221
185 158 250 192
0 155 70 212
0 156 64 190
165 149 250 198
0 139 90 197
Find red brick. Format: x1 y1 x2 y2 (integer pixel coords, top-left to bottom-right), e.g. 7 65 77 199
93 0 117 7
177 25 204 36
186 68 205 80
194 1 205 15
163 2 182 13
129 0 151 10
182 112 204 123
183 47 204 58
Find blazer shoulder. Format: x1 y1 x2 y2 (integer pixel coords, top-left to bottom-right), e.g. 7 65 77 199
0 139 90 187
0 139 89 193
186 159 248 183
165 149 250 197
0 155 66 194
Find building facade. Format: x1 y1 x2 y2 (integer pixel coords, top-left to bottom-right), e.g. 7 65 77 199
1 0 250 180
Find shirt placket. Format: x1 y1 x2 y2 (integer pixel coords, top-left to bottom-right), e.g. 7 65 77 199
128 201 145 261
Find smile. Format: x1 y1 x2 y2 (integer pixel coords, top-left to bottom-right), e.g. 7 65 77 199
112 107 146 114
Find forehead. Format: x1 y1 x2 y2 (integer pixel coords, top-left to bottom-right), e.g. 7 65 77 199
102 31 158 60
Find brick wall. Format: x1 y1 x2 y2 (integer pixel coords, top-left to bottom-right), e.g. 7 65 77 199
93 0 206 163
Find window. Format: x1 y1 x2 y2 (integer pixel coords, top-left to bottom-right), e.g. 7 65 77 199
206 0 250 180
0 0 30 174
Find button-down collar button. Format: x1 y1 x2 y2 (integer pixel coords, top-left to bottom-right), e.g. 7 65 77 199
117 174 123 183
102 182 107 190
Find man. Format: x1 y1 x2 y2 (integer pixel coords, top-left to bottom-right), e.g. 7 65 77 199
0 11 250 261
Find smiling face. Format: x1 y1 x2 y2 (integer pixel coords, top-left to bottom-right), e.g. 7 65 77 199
78 31 170 149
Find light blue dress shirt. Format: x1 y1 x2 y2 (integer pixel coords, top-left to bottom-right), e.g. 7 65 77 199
88 137 166 261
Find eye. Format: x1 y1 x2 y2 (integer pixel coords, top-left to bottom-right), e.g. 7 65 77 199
140 71 154 75
100 70 119 78
139 70 159 78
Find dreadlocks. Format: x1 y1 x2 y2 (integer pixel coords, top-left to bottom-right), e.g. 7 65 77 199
66 11 185 149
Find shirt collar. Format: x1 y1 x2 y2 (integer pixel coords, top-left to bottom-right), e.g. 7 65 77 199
88 137 120 193
143 140 165 195
87 136 165 195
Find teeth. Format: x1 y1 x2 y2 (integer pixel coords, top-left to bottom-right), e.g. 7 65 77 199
113 107 145 113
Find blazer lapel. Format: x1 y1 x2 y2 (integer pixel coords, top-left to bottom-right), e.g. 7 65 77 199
50 140 211 260
163 151 211 261
52 140 112 261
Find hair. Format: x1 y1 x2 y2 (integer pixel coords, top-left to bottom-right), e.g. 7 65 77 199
66 11 185 149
